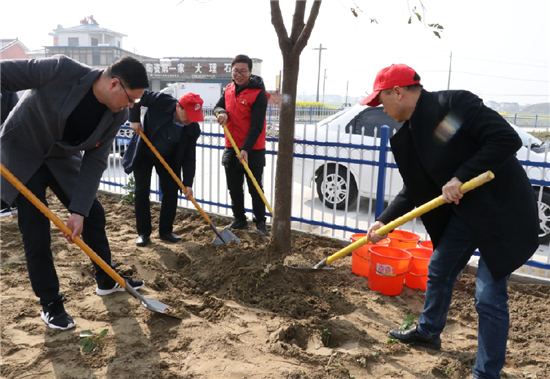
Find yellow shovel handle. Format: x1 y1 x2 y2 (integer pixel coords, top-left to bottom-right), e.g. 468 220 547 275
325 171 495 266
137 129 213 226
0 163 127 289
222 124 274 216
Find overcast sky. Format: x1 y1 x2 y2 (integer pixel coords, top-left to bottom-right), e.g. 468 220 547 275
1 0 549 105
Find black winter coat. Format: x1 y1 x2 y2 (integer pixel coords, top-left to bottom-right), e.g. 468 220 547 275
377 89 538 280
122 90 201 188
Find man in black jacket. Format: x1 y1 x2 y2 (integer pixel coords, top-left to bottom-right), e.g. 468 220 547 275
365 64 538 379
122 91 203 247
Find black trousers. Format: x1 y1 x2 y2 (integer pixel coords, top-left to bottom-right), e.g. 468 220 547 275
16 164 115 305
133 154 179 236
223 149 266 224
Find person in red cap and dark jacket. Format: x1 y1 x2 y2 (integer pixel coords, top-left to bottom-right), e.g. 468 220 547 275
364 64 538 379
123 91 203 247
214 54 270 236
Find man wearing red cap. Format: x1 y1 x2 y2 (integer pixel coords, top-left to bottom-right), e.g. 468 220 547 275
365 64 538 379
123 91 203 247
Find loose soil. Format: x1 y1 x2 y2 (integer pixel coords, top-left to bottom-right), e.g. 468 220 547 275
1 191 549 379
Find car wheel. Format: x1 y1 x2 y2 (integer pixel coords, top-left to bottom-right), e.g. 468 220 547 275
315 165 358 210
534 188 550 245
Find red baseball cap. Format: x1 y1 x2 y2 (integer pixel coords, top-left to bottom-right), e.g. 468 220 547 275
360 64 421 107
178 92 204 122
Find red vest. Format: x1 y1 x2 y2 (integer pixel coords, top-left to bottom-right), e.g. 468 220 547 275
224 83 266 150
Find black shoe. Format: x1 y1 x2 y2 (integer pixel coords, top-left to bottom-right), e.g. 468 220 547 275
230 218 249 229
159 232 181 243
96 277 144 296
41 297 76 330
388 326 441 350
136 235 150 247
256 221 270 236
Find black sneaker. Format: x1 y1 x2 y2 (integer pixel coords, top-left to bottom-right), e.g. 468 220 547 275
256 221 270 236
41 297 76 330
388 326 441 350
96 277 144 296
230 218 249 229
0 207 12 217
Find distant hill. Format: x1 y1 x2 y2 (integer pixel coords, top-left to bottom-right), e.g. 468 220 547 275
521 103 550 114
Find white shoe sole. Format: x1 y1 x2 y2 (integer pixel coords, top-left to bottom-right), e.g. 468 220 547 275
41 311 76 330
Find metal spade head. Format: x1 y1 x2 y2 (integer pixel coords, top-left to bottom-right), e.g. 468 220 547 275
287 265 336 271
124 282 181 318
212 227 241 245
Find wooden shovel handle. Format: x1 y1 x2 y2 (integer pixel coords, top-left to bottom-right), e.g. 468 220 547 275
325 170 495 266
0 163 127 289
222 124 274 216
137 129 213 226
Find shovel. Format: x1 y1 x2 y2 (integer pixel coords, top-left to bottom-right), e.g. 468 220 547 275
290 170 495 271
137 129 239 245
222 124 274 216
0 163 178 317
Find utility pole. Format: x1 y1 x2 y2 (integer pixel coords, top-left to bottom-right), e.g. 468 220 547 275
345 81 349 104
447 51 452 90
322 68 327 103
313 43 327 102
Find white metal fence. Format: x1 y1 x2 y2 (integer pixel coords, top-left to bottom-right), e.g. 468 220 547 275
101 120 550 279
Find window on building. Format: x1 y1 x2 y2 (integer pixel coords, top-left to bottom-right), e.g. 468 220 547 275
68 38 79 46
91 38 98 46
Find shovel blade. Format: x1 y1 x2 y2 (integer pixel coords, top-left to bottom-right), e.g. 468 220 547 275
212 227 241 245
124 281 180 318
287 265 336 271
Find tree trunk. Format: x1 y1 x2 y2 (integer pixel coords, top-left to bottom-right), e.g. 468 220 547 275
271 53 300 252
269 1 322 252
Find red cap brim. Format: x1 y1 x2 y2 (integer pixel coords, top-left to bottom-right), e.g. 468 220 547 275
360 91 381 107
186 108 204 123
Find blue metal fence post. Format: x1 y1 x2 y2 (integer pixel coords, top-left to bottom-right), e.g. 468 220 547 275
309 106 313 124
375 125 390 219
535 114 538 128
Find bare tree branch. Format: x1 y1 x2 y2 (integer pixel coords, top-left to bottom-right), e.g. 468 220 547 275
294 0 322 54
289 1 306 42
270 1 292 55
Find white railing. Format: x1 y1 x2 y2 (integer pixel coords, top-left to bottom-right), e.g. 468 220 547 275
101 121 550 279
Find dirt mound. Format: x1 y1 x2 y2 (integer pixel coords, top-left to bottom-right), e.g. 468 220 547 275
1 191 549 378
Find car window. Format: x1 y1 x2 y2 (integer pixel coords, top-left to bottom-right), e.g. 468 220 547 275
345 107 404 137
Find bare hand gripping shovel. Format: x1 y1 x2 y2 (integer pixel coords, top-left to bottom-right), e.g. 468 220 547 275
290 171 495 271
0 163 177 317
137 129 239 245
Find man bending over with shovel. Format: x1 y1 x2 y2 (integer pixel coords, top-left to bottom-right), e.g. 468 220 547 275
0 55 149 330
122 91 203 247
365 64 538 379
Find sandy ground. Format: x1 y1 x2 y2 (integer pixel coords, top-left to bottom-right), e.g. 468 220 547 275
1 190 549 379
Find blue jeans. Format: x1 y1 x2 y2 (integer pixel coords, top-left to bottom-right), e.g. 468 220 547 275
417 214 510 379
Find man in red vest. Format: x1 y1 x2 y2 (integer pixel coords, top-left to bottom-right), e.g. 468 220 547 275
214 54 269 236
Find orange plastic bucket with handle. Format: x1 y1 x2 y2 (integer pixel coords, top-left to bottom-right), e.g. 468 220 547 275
387 230 420 249
418 240 433 250
350 233 391 278
367 246 412 296
404 247 433 290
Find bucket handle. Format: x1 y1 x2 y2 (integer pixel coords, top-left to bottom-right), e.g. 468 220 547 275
366 254 414 277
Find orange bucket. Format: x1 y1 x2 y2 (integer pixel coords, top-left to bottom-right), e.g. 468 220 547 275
418 240 433 249
388 230 420 249
350 233 391 278
367 246 412 296
404 247 433 290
